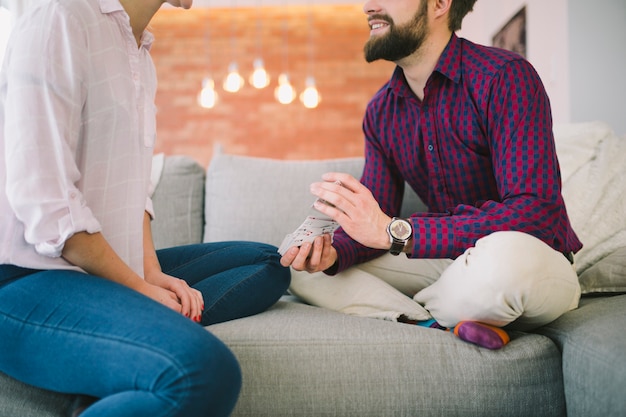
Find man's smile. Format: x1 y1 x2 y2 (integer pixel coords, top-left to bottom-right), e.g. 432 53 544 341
368 19 390 35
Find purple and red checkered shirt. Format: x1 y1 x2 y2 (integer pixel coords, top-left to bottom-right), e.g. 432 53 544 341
330 34 582 274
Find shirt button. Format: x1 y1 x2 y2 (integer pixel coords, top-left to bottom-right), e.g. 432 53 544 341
428 144 434 152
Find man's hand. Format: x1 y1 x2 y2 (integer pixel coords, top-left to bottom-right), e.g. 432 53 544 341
310 172 392 250
280 233 337 273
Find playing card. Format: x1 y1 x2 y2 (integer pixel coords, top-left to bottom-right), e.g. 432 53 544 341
277 215 339 255
277 181 343 256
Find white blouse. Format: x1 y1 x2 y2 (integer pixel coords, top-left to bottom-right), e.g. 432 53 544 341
0 0 157 276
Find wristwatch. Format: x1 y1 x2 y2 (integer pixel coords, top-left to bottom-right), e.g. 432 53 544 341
386 217 412 256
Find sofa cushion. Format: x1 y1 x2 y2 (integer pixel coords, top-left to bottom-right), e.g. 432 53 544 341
554 121 626 282
151 155 205 249
208 299 566 417
203 148 427 248
535 294 626 417
577 246 626 294
203 149 364 247
0 372 72 417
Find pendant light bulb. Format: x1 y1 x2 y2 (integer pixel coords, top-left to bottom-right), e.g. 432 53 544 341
300 76 321 109
250 58 270 89
223 62 244 93
198 77 218 109
274 73 296 105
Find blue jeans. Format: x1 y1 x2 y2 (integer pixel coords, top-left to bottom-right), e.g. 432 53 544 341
0 241 290 417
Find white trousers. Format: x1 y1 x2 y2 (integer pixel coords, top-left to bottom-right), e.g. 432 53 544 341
290 231 581 330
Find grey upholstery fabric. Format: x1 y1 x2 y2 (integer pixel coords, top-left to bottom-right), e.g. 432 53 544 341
151 155 206 250
203 151 366 247
203 150 428 248
577 247 626 294
0 372 72 417
536 294 626 417
208 299 566 417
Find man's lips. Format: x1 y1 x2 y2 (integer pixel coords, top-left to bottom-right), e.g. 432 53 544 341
368 18 390 35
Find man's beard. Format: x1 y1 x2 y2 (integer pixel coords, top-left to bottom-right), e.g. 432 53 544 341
364 1 429 63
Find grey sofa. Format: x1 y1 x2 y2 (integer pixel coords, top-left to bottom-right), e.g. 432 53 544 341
2 122 625 416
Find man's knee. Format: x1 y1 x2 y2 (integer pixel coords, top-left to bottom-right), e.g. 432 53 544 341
415 231 580 329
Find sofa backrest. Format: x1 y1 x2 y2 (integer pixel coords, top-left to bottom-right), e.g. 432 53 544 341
202 149 427 248
151 155 206 250
150 151 426 250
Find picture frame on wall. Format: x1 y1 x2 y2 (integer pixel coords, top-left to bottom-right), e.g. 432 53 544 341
492 6 526 58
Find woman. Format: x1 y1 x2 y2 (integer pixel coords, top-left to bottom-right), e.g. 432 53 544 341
0 0 290 416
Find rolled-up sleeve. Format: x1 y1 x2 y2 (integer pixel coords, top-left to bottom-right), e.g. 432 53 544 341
3 3 101 257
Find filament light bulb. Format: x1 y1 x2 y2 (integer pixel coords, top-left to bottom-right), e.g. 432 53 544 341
300 76 321 109
249 58 270 89
223 62 244 93
274 73 296 105
197 77 218 109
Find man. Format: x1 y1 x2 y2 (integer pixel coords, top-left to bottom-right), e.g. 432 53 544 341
280 0 582 349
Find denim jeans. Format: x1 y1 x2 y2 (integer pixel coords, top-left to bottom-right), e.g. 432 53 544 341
0 241 290 417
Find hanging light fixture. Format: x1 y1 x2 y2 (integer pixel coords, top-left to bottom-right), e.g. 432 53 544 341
300 76 321 109
198 77 218 109
300 1 320 108
275 73 297 104
274 7 296 104
249 1 270 89
250 58 270 89
223 2 244 93
223 61 245 93
198 5 218 108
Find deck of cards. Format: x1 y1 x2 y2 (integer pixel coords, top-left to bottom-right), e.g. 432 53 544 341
277 193 341 257
277 213 340 256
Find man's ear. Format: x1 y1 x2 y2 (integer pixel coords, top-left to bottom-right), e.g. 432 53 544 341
432 0 452 19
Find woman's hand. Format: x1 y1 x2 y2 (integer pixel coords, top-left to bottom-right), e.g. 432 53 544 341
141 212 203 322
136 280 183 313
144 271 205 322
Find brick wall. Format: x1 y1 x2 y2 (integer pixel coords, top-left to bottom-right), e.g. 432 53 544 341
150 4 395 167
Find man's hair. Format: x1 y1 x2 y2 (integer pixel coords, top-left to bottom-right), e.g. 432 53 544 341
448 0 477 32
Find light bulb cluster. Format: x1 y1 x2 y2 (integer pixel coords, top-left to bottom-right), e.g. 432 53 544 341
198 60 321 109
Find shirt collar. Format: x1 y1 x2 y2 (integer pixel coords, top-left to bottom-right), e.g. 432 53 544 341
97 0 154 51
433 33 462 83
388 33 462 98
98 0 124 14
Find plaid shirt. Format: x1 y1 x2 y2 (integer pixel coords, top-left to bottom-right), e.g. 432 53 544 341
331 34 582 274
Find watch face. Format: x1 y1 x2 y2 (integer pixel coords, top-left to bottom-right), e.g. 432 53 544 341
390 219 411 240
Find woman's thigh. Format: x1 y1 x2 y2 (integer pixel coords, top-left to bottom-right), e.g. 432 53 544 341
157 241 290 325
0 270 240 417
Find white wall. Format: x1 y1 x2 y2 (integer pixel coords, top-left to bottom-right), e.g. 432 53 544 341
569 0 626 135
